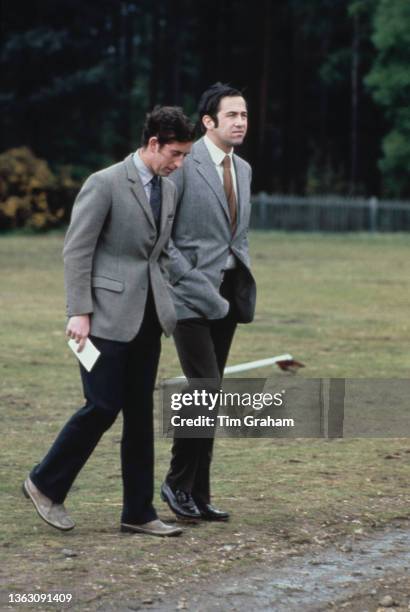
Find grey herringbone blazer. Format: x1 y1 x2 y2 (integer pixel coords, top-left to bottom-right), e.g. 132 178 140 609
63 154 177 341
167 137 256 322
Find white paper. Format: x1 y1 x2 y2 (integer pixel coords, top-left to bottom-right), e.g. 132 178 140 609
68 337 101 372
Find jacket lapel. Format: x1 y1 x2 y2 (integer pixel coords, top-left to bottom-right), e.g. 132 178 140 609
193 139 231 225
233 154 248 232
159 177 173 233
124 154 156 231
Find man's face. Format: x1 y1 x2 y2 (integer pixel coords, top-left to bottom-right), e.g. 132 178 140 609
204 96 248 151
149 139 192 176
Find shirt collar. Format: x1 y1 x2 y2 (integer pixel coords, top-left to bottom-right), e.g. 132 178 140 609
133 149 154 187
204 135 233 166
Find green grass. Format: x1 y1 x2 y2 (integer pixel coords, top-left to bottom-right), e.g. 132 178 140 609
1 231 409 610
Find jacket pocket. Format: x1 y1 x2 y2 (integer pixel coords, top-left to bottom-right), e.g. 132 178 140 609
91 276 124 293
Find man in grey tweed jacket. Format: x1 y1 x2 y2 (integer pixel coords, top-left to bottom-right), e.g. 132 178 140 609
24 106 195 537
161 83 256 522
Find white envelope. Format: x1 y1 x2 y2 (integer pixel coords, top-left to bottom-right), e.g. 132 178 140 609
68 338 101 372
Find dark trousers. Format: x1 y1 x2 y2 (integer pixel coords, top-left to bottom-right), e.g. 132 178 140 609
30 290 161 525
166 271 238 506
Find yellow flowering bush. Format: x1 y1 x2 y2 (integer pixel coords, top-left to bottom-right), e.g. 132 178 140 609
0 147 78 230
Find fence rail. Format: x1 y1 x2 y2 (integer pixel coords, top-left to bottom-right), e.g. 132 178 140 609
250 193 410 232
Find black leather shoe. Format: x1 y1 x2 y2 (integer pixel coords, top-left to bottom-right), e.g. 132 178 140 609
196 503 230 521
160 482 201 520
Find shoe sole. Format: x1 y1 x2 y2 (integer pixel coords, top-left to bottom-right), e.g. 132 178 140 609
22 481 75 532
120 523 182 537
160 489 201 522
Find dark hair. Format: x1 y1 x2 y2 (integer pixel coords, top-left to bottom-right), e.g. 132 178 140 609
141 105 195 147
197 82 244 133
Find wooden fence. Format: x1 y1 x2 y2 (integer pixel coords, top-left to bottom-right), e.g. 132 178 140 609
250 194 410 232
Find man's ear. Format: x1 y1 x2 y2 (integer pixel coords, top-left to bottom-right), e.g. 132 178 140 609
148 136 159 151
202 115 215 130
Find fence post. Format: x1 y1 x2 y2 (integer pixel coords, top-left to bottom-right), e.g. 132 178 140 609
369 196 378 233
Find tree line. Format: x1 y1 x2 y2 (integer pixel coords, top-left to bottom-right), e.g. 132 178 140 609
1 0 409 197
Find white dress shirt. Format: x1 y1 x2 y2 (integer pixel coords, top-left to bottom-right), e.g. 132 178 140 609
203 135 237 269
203 135 238 198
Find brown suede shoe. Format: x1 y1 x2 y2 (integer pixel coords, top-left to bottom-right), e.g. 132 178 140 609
120 519 182 537
23 477 75 531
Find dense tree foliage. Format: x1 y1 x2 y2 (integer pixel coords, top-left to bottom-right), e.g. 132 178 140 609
366 0 410 196
0 0 408 196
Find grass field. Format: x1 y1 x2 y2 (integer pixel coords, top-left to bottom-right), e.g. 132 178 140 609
1 231 409 610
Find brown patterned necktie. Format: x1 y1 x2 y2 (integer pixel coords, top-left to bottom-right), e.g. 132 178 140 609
222 155 237 231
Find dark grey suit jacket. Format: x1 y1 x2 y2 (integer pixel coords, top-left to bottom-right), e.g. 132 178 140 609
63 154 177 341
167 137 256 322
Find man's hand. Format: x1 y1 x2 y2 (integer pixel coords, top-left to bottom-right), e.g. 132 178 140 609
66 315 90 353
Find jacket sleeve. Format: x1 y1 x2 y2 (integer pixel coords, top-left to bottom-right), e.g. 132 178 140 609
162 166 194 283
165 165 209 284
63 173 112 317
